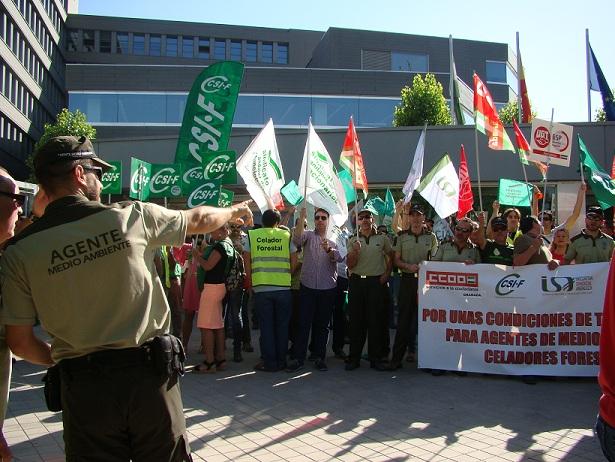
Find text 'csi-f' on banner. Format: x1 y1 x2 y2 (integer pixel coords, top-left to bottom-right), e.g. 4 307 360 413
418 261 609 377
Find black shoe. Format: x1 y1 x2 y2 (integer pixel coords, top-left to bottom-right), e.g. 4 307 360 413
370 360 389 371
431 369 445 376
285 360 304 373
254 362 278 372
314 359 328 371
233 351 243 363
345 361 360 371
333 349 348 360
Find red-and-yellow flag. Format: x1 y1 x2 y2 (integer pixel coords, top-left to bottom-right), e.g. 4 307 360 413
518 52 532 123
457 144 473 219
339 117 368 198
473 73 514 152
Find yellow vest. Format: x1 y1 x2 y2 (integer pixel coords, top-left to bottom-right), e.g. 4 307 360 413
249 227 291 287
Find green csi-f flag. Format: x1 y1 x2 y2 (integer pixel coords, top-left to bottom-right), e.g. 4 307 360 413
149 163 182 198
579 135 615 209
202 150 237 183
337 169 356 204
129 157 152 200
186 180 221 209
175 61 244 164
101 160 122 195
218 188 234 207
384 188 395 217
498 179 532 207
180 163 204 195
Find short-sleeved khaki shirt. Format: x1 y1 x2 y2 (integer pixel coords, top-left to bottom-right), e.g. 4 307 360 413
432 240 481 263
347 232 392 276
394 231 438 272
513 233 552 264
0 195 187 362
565 230 615 264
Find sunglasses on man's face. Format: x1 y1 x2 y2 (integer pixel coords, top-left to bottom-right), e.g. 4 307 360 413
314 215 328 221
83 166 103 181
0 190 26 207
358 215 372 221
455 226 472 233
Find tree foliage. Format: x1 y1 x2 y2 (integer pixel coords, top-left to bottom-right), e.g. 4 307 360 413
595 108 606 122
498 99 536 124
393 73 452 127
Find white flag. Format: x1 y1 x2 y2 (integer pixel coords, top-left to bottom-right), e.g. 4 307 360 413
417 154 459 219
402 127 426 204
236 119 285 213
298 121 348 228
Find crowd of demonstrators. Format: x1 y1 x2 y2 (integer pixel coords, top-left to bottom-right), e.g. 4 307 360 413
0 136 253 461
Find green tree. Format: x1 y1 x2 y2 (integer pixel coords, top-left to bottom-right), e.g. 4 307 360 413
498 99 536 124
27 108 96 179
593 88 615 122
393 73 452 126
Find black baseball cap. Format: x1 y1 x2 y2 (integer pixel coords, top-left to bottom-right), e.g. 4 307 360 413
586 206 604 218
491 216 507 228
408 204 424 215
34 136 113 172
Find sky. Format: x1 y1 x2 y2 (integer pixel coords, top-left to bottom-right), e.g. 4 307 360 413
76 0 614 124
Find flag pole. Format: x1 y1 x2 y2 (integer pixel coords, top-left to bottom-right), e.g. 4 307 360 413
449 35 455 124
540 109 555 221
303 118 311 205
473 128 484 212
516 32 522 124
108 194 111 205
352 116 359 238
586 29 592 122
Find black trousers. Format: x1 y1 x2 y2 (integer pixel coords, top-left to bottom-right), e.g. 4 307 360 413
391 274 419 363
60 351 191 462
347 275 387 363
332 276 349 352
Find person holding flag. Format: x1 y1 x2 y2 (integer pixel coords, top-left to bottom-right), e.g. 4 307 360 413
564 207 614 264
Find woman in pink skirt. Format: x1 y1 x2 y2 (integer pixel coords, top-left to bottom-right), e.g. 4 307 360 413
181 237 201 350
193 224 235 373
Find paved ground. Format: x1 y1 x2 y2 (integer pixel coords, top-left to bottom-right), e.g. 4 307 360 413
3 330 606 462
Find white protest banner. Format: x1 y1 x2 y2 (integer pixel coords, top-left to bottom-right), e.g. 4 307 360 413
528 118 574 167
418 261 608 376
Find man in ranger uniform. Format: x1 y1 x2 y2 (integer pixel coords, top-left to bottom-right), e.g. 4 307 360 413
244 209 297 372
388 204 437 370
564 206 615 264
0 136 253 462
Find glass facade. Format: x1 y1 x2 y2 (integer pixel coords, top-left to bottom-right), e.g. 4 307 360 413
246 41 257 62
230 40 241 61
277 43 288 64
261 42 273 63
133 34 145 55
69 92 401 128
166 35 177 56
100 31 111 53
150 35 161 56
116 32 129 54
198 38 210 59
214 39 226 60
182 37 194 57
486 61 506 83
391 52 428 72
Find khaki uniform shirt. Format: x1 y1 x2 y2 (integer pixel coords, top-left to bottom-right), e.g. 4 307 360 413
432 240 481 263
566 230 615 264
0 195 187 362
394 231 438 272
347 232 392 276
513 233 552 264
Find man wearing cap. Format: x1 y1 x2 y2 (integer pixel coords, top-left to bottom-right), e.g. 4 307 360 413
388 204 437 370
474 214 514 265
432 217 481 264
564 206 615 264
345 206 393 371
0 136 253 461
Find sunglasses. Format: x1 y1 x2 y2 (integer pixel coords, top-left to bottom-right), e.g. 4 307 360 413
358 215 372 220
314 216 328 221
540 216 553 222
83 166 103 181
455 226 472 233
587 214 602 221
0 190 26 207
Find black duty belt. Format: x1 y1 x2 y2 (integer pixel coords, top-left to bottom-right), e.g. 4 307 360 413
60 345 152 370
401 272 418 279
350 274 380 280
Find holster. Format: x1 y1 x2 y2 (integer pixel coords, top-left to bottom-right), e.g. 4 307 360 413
42 364 62 412
150 334 185 378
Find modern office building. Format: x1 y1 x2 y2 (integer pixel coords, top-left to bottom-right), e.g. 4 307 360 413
0 0 76 178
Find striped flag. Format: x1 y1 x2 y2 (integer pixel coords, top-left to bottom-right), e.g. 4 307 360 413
339 117 368 198
473 73 515 152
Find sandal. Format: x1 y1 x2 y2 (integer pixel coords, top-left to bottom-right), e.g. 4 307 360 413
193 361 216 373
216 359 227 371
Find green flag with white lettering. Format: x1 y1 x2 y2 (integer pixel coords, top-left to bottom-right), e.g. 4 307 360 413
578 135 615 209
202 150 237 184
218 188 235 207
175 61 244 164
149 163 183 198
129 157 152 201
101 161 122 195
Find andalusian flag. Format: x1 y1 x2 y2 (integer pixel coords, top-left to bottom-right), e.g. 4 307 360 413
473 73 514 152
339 117 368 198
578 135 615 209
518 51 532 123
417 154 459 219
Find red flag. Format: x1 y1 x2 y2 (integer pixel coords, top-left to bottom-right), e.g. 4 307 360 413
457 144 473 219
599 254 615 426
611 155 615 180
518 52 532 123
339 117 368 198
473 74 514 151
513 120 548 180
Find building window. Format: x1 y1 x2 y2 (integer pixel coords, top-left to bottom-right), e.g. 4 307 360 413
214 39 226 60
83 29 95 52
67 29 79 52
261 42 273 63
230 40 241 61
133 34 145 55
99 31 111 53
116 32 129 54
391 52 428 72
182 36 194 58
486 61 507 83
277 42 288 64
246 41 257 62
166 35 177 56
198 38 209 59
150 35 161 56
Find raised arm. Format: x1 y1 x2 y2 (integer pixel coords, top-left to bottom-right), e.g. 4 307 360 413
186 201 253 235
